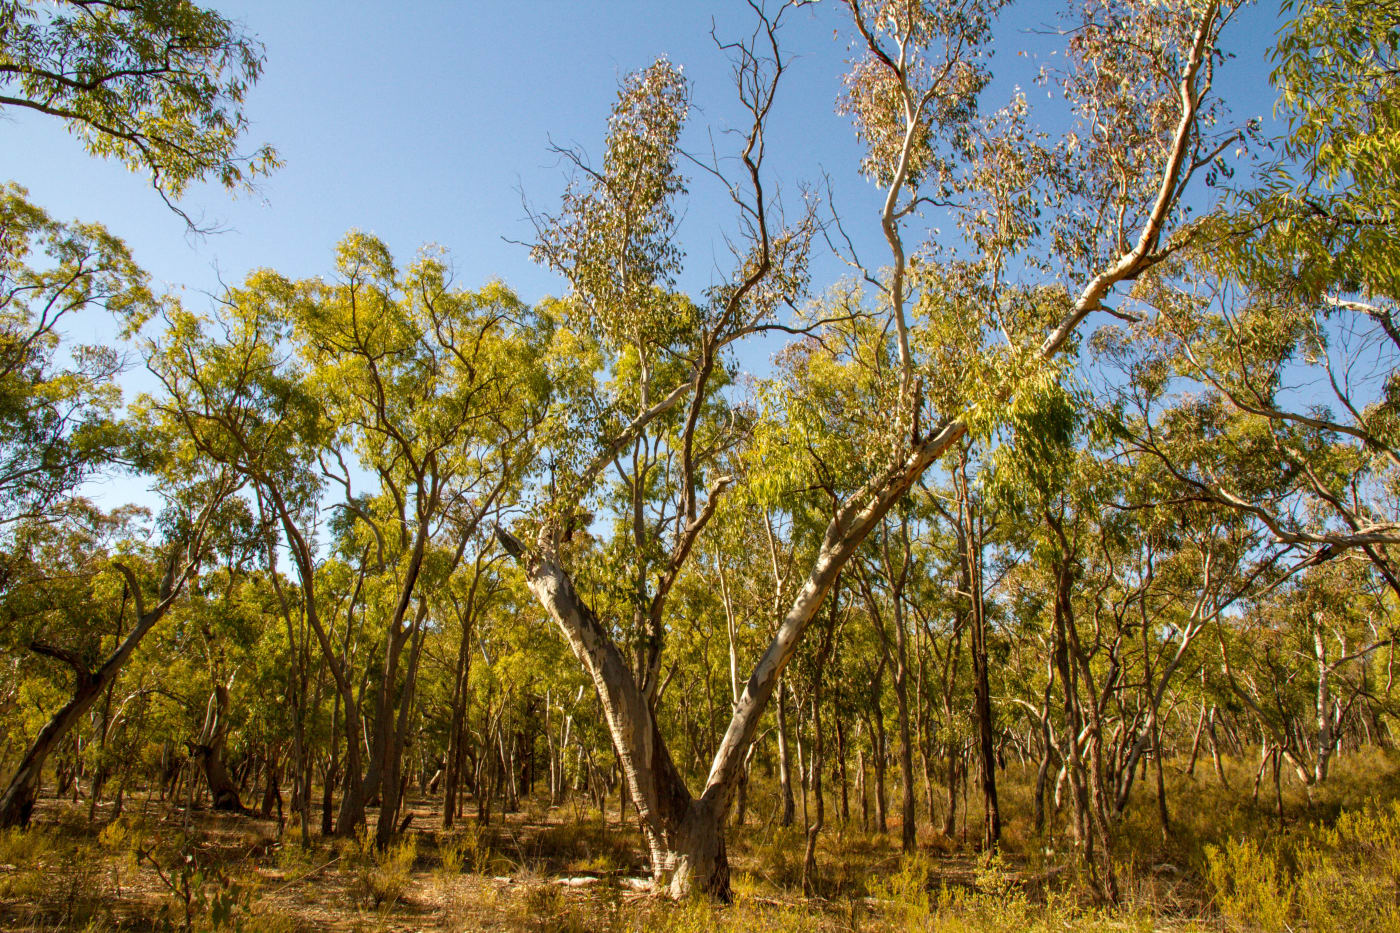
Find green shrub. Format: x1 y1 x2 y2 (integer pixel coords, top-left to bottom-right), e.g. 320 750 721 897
1205 837 1291 932
347 832 416 911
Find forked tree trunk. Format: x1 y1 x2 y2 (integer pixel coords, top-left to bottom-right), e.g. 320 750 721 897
496 530 718 893
191 743 247 813
491 10 1216 875
376 601 429 849
193 683 246 813
496 421 966 898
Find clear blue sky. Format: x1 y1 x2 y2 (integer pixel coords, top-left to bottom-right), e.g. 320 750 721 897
10 2 875 306
8 1 1284 311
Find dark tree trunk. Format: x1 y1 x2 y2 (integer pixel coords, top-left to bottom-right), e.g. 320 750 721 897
0 545 211 829
191 742 247 813
776 680 796 827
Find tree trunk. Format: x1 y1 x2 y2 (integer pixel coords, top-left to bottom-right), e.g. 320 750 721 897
0 542 211 829
192 743 246 813
0 681 102 828
942 744 960 839
802 695 825 895
776 680 796 827
968 530 1000 850
194 684 246 813
872 709 888 835
497 532 719 895
802 595 839 895
376 600 429 849
834 715 850 826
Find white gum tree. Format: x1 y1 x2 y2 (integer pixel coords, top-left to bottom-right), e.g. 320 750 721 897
499 0 1242 899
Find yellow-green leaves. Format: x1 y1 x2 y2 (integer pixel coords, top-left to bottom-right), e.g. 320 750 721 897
0 0 279 201
1248 0 1400 301
0 186 157 523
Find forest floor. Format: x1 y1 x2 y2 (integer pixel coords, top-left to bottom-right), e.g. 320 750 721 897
3 752 1400 931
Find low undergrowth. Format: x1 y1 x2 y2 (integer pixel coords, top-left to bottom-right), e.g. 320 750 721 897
0 750 1397 930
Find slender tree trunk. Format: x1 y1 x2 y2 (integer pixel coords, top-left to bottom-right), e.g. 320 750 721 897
1208 707 1229 789
943 744 960 839
1186 706 1207 778
802 695 825 895
1032 667 1056 837
858 745 869 833
801 592 839 894
266 544 312 843
322 689 341 836
1152 716 1170 840
968 540 999 849
872 708 888 835
834 715 850 826
776 680 796 827
377 600 429 848
1314 625 1335 785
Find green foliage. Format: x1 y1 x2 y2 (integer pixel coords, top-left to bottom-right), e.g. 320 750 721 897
839 0 998 189
0 0 279 198
347 831 416 911
1266 0 1400 299
532 58 689 357
0 186 158 525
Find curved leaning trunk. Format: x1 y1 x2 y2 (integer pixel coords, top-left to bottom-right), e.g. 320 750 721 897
496 529 732 897
0 686 99 828
0 547 214 829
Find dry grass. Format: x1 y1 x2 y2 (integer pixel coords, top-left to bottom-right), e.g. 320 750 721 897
0 750 1397 930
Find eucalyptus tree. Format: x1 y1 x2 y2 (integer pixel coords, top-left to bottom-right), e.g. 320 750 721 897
0 228 241 828
144 269 366 823
497 8 814 898
502 0 1243 900
0 0 278 525
148 238 546 839
1117 262 1400 597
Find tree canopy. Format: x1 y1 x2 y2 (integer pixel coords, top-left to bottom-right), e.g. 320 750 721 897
2 1 1399 928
